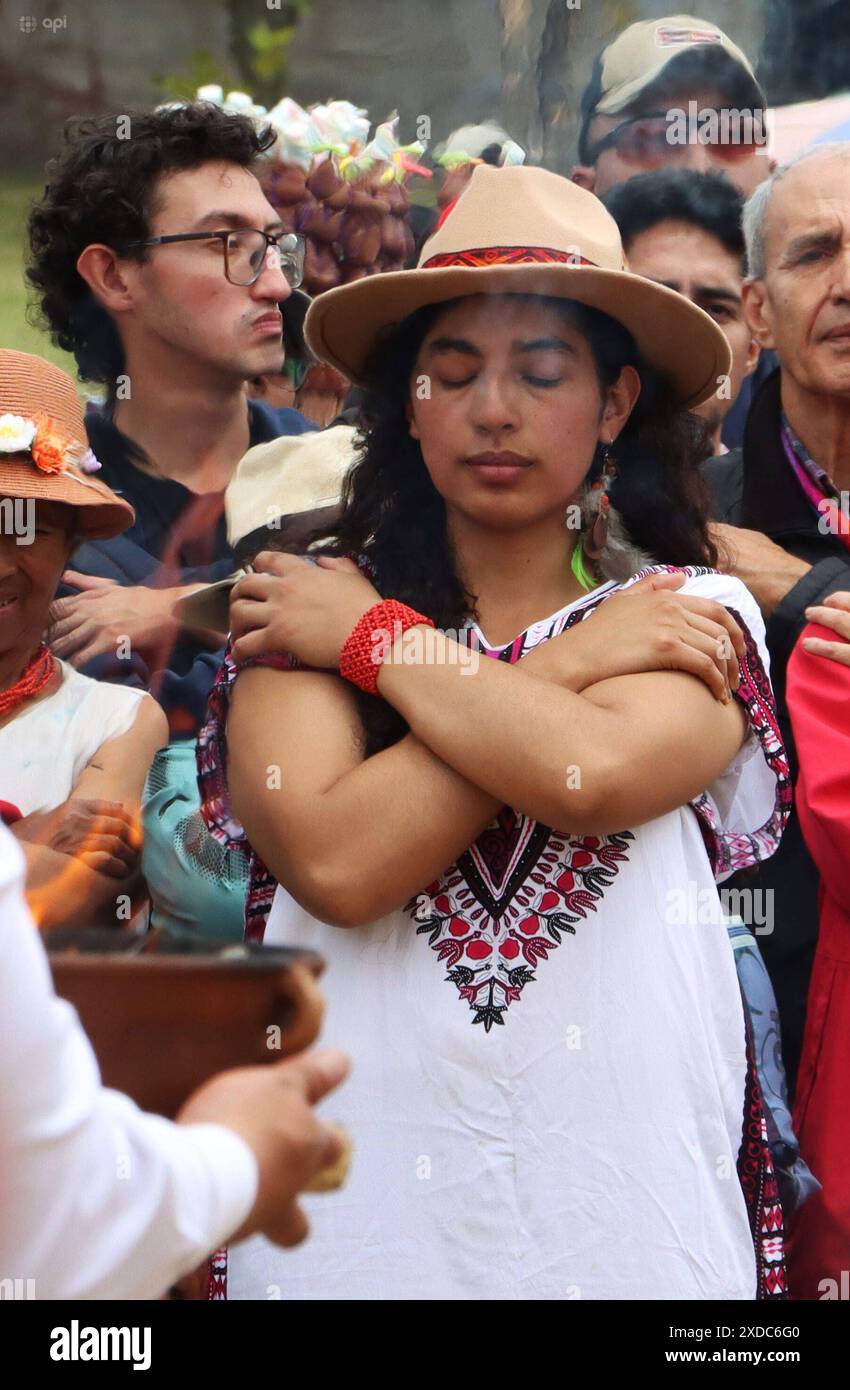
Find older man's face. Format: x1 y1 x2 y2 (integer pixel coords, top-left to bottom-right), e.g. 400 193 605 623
745 153 850 398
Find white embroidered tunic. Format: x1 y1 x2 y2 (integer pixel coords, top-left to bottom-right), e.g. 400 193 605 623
200 568 790 1300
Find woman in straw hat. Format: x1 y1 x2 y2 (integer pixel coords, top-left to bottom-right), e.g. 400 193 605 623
0 350 167 931
198 167 790 1298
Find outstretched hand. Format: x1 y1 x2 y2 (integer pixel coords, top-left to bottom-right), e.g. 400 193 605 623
177 1046 351 1250
48 571 179 668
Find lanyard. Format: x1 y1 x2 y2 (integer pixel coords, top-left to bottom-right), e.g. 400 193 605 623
780 425 850 554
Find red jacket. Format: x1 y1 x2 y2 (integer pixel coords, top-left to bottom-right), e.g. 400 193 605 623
786 621 850 1299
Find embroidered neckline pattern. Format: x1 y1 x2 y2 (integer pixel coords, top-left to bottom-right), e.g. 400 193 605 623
408 826 633 1030
401 565 790 1030
404 583 636 1029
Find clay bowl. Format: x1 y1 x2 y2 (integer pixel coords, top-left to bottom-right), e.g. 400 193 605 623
48 928 325 1118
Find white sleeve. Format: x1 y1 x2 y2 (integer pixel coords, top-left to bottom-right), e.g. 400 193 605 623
88 680 151 746
670 570 792 882
0 827 259 1300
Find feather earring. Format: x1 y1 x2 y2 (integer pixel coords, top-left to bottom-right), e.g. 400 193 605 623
583 444 615 561
578 440 654 585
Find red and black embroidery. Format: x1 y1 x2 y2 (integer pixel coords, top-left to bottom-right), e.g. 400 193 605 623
689 607 792 877
407 824 633 1030
205 1246 228 1300
738 1022 787 1299
422 245 598 270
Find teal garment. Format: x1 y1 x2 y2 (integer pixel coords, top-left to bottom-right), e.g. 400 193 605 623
141 742 249 943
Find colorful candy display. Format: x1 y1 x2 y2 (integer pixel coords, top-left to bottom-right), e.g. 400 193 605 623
197 89 429 295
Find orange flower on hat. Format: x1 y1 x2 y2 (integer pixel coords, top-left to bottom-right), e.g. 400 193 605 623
30 416 69 475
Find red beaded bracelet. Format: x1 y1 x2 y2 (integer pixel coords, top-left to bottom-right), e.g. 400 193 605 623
339 599 434 696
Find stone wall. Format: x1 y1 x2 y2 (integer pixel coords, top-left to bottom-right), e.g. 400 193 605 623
0 0 500 173
1 0 234 170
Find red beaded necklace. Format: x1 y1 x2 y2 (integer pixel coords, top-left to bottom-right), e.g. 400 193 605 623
0 644 57 720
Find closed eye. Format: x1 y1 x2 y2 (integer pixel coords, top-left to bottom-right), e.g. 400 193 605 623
437 375 476 389
436 371 565 389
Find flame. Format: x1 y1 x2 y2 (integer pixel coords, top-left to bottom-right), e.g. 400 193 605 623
27 803 145 935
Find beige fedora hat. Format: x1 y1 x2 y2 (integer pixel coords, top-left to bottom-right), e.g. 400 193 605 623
305 163 731 408
176 423 357 633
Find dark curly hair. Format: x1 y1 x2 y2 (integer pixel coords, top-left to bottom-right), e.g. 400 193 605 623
304 293 717 754
26 102 276 386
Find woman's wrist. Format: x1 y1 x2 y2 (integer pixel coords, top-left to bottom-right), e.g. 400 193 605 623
378 624 479 690
339 600 435 696
519 626 598 693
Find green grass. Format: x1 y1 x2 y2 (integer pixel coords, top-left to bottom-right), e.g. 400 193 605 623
0 175 75 373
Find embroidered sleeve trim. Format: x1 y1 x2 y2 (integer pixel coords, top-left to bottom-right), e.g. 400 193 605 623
688 607 791 879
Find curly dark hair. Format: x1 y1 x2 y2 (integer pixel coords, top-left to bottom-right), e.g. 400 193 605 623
26 102 276 385
304 293 717 755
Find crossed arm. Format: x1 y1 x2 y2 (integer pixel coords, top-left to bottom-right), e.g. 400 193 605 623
228 622 747 928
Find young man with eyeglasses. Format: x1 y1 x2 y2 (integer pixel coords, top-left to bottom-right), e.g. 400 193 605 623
27 103 316 731
572 15 773 199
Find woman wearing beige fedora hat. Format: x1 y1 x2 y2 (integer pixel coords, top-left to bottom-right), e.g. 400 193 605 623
198 167 791 1298
0 351 167 931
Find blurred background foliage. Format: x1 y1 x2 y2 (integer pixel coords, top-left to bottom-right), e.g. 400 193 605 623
152 3 314 105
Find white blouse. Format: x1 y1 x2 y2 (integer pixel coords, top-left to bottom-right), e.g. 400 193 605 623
0 661 147 815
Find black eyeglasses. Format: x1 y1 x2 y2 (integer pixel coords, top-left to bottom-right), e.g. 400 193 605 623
123 228 305 288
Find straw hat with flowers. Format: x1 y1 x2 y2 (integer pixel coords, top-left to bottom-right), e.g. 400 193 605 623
0 350 134 539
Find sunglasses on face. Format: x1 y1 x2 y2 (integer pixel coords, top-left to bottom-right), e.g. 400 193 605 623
586 111 764 167
123 228 306 288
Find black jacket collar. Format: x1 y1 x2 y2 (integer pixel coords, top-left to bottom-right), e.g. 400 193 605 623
739 368 820 538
